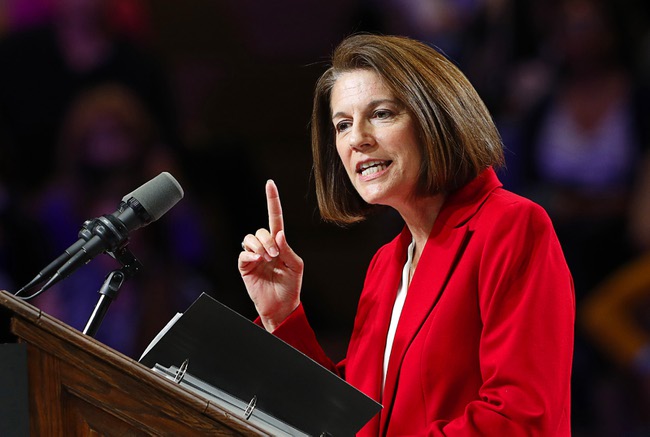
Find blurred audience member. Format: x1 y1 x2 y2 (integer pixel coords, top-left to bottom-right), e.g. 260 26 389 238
26 84 208 358
0 0 180 292
376 0 483 63
580 251 650 434
0 0 178 200
579 151 650 435
516 0 649 298
511 0 650 434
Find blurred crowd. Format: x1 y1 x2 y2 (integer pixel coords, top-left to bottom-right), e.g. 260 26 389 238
0 0 216 358
0 0 649 435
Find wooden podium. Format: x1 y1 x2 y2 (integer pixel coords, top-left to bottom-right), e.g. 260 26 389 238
0 290 268 436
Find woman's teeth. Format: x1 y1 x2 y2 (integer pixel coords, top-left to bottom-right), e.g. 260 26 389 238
359 160 390 176
361 163 388 176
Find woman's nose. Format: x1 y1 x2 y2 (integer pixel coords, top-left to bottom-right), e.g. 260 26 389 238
349 121 375 151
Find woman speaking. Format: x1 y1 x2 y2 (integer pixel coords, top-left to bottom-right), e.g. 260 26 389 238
238 34 574 436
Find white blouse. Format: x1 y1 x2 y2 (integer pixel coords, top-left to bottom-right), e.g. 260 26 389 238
382 239 415 389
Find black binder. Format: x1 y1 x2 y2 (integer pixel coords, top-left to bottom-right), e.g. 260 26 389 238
139 293 381 436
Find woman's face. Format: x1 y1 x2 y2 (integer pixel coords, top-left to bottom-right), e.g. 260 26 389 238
331 69 422 210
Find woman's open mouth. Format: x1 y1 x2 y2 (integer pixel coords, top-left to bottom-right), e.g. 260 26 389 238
357 160 393 176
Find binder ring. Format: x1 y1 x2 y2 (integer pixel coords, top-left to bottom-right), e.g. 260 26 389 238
244 395 257 420
174 359 189 383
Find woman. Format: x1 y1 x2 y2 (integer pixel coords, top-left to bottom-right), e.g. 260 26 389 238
239 34 574 436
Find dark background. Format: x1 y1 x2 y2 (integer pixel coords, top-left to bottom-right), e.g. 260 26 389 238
1 0 649 435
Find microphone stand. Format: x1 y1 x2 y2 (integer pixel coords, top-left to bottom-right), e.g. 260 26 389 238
83 246 142 338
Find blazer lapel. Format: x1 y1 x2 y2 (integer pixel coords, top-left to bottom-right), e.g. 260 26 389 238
377 168 501 434
379 223 470 433
349 230 411 437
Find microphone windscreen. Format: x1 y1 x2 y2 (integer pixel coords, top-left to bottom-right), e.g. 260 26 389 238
123 172 184 221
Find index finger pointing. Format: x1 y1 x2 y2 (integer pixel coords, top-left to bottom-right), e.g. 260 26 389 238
266 179 284 236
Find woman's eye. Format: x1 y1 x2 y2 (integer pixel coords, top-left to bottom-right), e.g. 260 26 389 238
374 109 392 119
336 121 351 132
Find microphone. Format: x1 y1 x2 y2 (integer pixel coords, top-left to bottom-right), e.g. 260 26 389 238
15 172 184 298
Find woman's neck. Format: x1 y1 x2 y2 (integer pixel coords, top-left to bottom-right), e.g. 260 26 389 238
399 193 446 267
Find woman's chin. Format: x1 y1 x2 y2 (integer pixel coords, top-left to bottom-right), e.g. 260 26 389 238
359 191 389 207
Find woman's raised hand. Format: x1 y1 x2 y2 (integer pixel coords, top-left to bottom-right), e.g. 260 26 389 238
238 180 303 332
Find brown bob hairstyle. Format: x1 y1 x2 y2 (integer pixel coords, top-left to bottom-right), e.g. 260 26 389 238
311 34 505 225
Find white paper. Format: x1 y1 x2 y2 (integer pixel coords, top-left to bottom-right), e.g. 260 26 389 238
139 312 183 361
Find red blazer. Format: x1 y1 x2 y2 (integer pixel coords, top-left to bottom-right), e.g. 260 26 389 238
273 168 575 436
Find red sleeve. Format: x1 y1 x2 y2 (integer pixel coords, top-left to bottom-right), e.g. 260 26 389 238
260 303 345 377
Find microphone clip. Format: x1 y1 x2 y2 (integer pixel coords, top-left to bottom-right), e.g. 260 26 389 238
108 246 143 280
83 246 142 338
